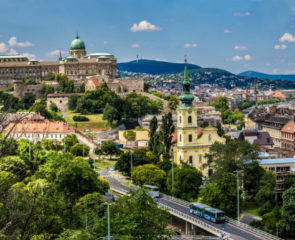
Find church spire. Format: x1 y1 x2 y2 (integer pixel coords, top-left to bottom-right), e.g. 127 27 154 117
179 56 194 108
58 49 62 61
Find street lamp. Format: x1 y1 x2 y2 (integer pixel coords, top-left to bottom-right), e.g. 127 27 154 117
103 202 113 240
130 149 133 170
234 170 243 223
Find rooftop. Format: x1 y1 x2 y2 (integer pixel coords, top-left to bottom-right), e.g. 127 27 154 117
259 158 295 165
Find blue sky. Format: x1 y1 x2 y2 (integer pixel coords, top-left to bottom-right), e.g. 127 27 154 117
1 0 295 74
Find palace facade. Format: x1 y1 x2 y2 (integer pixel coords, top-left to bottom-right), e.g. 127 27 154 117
0 35 117 89
173 58 225 177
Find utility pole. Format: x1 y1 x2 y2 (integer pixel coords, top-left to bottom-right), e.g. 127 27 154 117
130 149 133 170
170 149 174 194
234 170 242 223
29 141 31 161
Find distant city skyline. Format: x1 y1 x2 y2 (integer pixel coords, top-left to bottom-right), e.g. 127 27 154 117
1 0 295 74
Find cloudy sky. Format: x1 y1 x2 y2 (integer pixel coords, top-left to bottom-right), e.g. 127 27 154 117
1 0 295 74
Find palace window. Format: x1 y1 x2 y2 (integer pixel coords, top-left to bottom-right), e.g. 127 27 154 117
188 116 192 124
199 155 202 163
189 156 193 164
179 134 182 142
188 134 193 142
179 116 182 124
208 134 212 142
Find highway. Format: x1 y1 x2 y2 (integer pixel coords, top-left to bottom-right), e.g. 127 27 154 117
99 168 279 240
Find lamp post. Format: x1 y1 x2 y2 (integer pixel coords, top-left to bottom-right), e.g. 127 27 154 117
170 149 174 193
234 170 242 223
130 149 133 170
103 202 113 240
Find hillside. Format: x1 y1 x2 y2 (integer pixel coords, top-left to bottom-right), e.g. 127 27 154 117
118 59 200 74
238 71 295 81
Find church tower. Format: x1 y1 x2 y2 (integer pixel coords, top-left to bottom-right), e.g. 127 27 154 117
173 57 225 177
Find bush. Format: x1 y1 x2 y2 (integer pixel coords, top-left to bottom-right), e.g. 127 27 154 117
73 115 89 122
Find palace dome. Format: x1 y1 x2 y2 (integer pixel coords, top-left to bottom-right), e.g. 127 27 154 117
70 35 85 50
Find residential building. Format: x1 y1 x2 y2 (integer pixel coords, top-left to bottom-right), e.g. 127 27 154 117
118 130 149 148
281 119 295 152
4 119 74 142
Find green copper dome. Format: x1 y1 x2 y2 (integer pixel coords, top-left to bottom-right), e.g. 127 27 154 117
70 35 85 50
179 57 195 109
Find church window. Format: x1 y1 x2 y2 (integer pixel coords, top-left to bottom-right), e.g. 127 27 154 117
189 156 193 164
188 116 192 124
179 156 182 162
179 134 182 142
208 134 212 142
179 116 182 124
188 134 193 142
199 155 202 163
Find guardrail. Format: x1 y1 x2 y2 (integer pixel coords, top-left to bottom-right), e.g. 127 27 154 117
226 217 282 240
172 236 220 240
158 203 230 240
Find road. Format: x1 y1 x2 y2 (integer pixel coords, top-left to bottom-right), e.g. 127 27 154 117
99 168 271 240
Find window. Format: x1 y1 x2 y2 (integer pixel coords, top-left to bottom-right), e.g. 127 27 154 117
179 116 182 124
199 155 202 163
179 156 182 162
188 134 193 142
208 134 212 142
189 156 193 164
188 116 192 124
208 169 213 177
179 134 182 142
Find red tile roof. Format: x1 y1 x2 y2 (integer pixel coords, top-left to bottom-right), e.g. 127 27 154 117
90 77 100 87
282 120 295 133
4 119 74 134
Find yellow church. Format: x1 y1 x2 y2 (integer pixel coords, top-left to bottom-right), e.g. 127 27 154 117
173 58 225 177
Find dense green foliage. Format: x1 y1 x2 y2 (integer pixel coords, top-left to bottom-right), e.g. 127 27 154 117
123 130 136 141
0 91 36 112
73 115 89 122
30 100 64 121
257 98 281 105
70 143 90 157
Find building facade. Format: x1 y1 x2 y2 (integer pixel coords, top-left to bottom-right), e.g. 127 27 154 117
0 35 117 89
173 58 225 177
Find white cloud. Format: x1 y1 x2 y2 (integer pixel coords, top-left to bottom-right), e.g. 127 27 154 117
274 44 287 50
231 54 251 61
22 53 36 59
265 63 271 66
131 44 140 48
8 48 17 55
233 11 251 17
46 49 66 57
184 43 198 48
130 20 161 32
224 29 232 34
103 41 108 45
234 45 248 50
244 54 252 61
8 36 34 47
272 68 279 74
0 42 8 53
232 55 243 61
279 32 295 43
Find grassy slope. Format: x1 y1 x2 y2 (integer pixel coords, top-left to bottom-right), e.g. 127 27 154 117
62 111 110 131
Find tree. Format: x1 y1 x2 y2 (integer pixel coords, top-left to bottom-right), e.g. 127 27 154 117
255 171 276 215
216 121 224 137
160 112 175 161
144 82 150 92
131 164 166 190
63 134 79 152
100 141 120 159
283 173 295 190
148 116 161 157
90 189 173 239
41 84 55 97
205 140 259 183
46 72 55 81
41 139 62 152
0 156 27 180
19 94 36 110
70 143 90 157
103 105 119 125
167 94 179 111
200 121 209 128
166 164 202 201
280 185 295 237
199 172 237 218
55 74 74 93
49 102 58 112
210 96 229 113
0 136 18 156
123 130 136 141
68 95 80 111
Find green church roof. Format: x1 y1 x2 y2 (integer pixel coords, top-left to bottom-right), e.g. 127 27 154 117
70 35 85 50
179 56 195 109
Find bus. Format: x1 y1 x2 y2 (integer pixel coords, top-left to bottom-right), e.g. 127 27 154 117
143 185 160 199
189 202 209 218
204 207 226 223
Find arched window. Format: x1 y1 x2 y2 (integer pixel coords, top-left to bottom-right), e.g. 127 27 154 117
179 116 182 124
188 116 192 124
199 155 202 163
189 156 193 164
179 134 182 142
179 155 182 162
208 134 212 142
188 134 193 142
